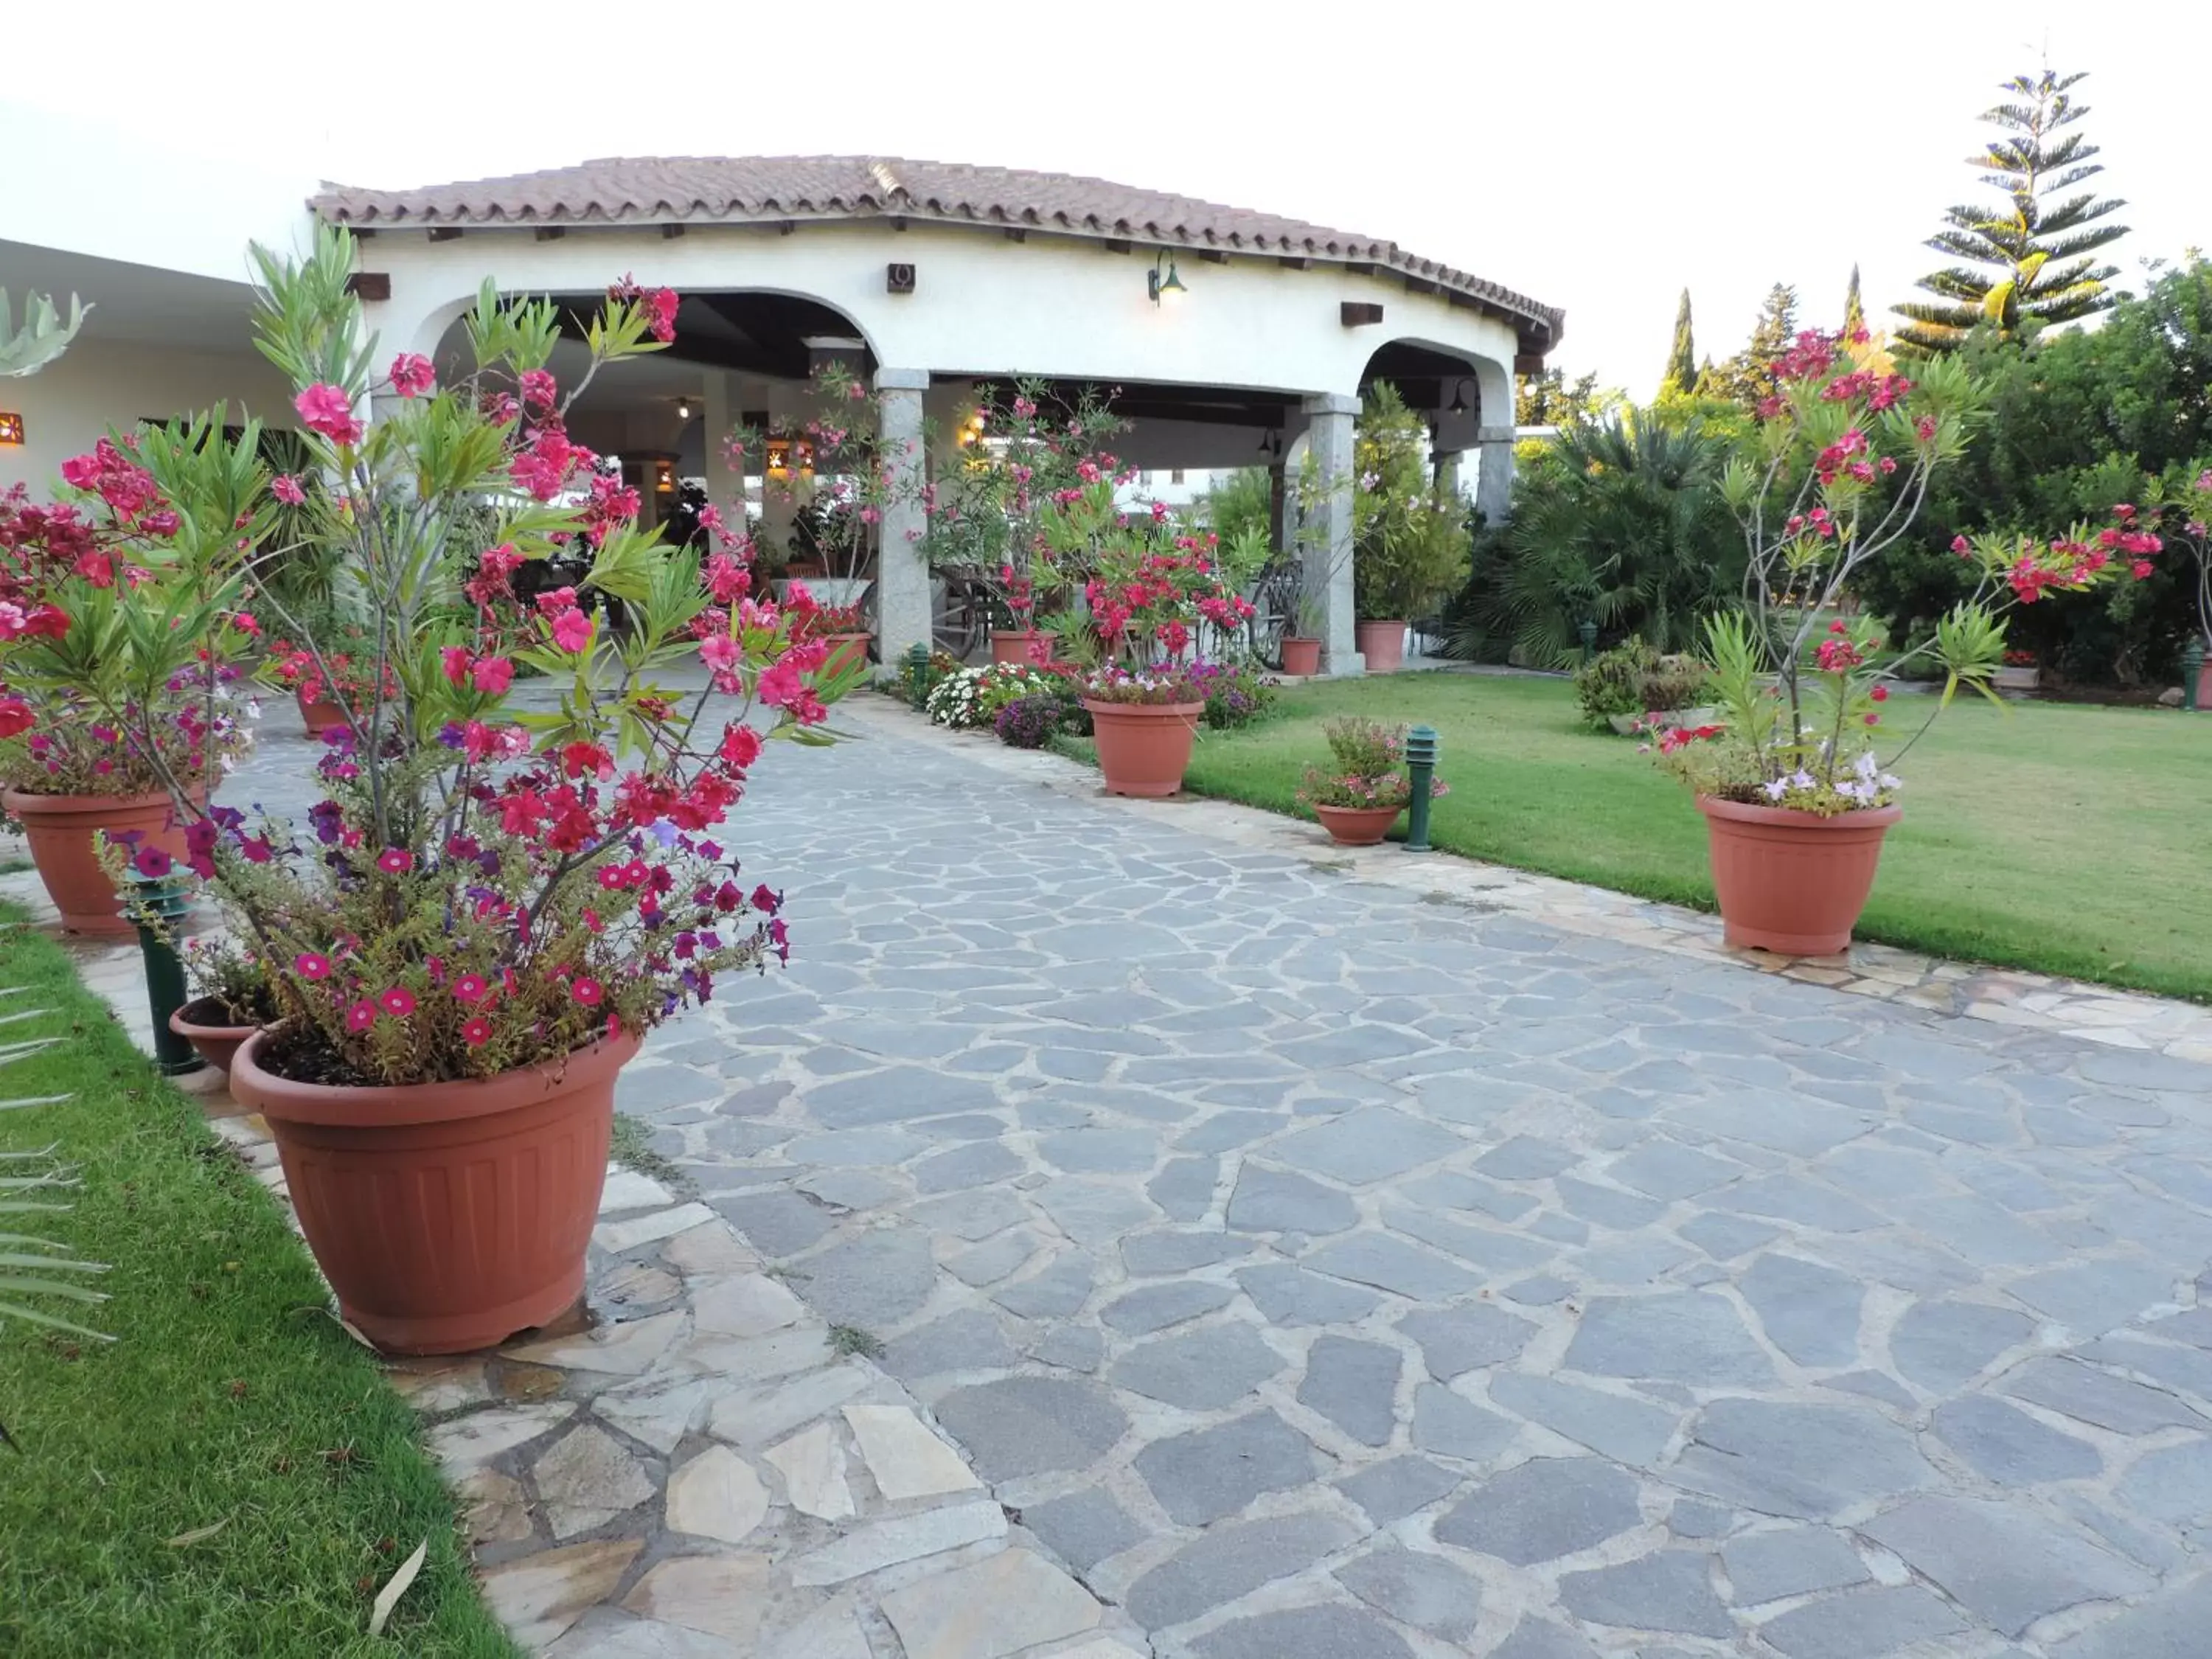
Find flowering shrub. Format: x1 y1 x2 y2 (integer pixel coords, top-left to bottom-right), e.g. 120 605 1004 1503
1 228 850 1088
1295 717 1448 812
1186 660 1276 729
993 694 1065 749
2161 469 2212 650
179 930 277 1025
268 619 396 712
924 663 1062 728
1660 327 2152 814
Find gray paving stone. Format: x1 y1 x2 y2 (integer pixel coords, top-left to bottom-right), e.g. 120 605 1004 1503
1401 1169 1538 1221
1110 1322 1285 1410
1192 1604 1415 1659
1126 1509 1355 1627
2053 1573 2212 1659
1503 1274 1576 1305
1672 1399 1935 1520
2082 1332 2212 1400
1490 1619 1601 1659
1234 1263 1382 1326
1931 1395 2103 1485
1298 1336 1401 1446
908 1186 1029 1241
1676 1213 1780 1260
1670 1499 1734 1538
1528 1212 1590 1245
1411 1382 1517 1462
2003 1356 2211 1434
1147 1157 1218 1220
787 1229 936 1326
1558 1550 1734 1638
991 1253 1095 1319
806 1065 1000 1127
1722 1528 1871 1605
1820 1369 1917 1411
1027 1323 1105 1372
1380 1204 1558 1272
1756 1585 1966 1658
1555 1176 1668 1229
1022 1486 1143 1573
1565 1293 1777 1388
930 1377 1127 1481
945 1230 1037 1287
1177 1110 1289 1153
708 1191 835 1257
1396 1304 1540 1380
1133 1408 1324 1525
1433 1457 1641 1564
1337 1455 1460 1523
1489 1372 1680 1465
1477 1135 1580 1180
1674 1096 1874 1157
1034 1178 1160 1246
1889 1300 2036 1394
1739 1253 1865 1368
1303 1232 1481 1300
1863 1494 2154 1637
1710 1174 1882 1232
1333 1545 1482 1641
1100 1281 1236 1335
2112 1438 2212 1528
1225 1164 1358 1234
880 1307 1019 1382
2008 1260 2174 1336
1037 1127 1159 1174
1608 1141 1747 1200
1121 1231 1254 1275
1270 1107 1466 1185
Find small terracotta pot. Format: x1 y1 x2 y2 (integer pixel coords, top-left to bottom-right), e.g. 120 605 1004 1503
3 787 200 937
1355 619 1408 673
296 689 348 736
169 995 260 1074
2194 658 2212 708
1280 637 1323 676
991 629 1050 667
1082 699 1204 798
1313 803 1402 846
228 1027 642 1354
1697 795 1902 956
819 631 872 678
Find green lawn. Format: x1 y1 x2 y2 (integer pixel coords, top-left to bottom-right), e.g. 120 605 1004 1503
1177 673 2212 1004
0 916 516 1658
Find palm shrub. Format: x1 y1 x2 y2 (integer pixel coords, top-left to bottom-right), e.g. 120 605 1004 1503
1447 412 1741 667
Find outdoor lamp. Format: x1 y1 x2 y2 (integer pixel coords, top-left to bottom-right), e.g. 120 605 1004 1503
676 400 692 422
1148 252 1187 305
1448 379 1471 414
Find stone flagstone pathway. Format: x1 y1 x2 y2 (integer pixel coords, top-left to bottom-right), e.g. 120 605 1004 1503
12 690 2212 1658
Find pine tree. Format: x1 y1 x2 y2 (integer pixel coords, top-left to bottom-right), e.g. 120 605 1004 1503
1659 289 1697 397
1894 69 2129 353
1843 265 1866 337
1700 284 1798 408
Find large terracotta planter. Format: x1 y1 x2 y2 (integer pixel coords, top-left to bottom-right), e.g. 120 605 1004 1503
1697 795 1902 956
2 787 198 937
2194 657 2212 708
819 631 872 678
228 1027 643 1354
1355 619 1408 673
1992 664 2040 698
1313 803 1402 846
1280 637 1323 677
991 629 1050 667
1082 699 1204 798
296 689 348 736
169 995 261 1074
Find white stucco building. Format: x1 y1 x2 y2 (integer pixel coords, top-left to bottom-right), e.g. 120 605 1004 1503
3 138 1562 672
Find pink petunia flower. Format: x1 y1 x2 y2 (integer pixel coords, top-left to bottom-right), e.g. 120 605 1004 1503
346 1000 377 1032
462 1015 493 1046
378 848 413 874
452 973 487 1004
380 986 417 1018
571 977 604 1006
296 952 331 980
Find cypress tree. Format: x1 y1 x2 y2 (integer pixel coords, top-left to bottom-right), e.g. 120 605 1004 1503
1895 69 2129 352
1660 289 1697 397
1843 265 1866 337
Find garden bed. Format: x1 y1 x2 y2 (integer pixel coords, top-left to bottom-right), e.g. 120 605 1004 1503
0 913 517 1658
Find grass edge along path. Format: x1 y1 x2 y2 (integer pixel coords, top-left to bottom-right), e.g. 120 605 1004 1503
0 908 518 1658
1065 672 2212 1005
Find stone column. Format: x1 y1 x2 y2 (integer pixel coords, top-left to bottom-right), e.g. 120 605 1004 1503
1301 392 1361 675
1475 425 1514 525
876 368 931 667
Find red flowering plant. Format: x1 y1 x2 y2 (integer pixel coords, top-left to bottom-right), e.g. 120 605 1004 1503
69 228 845 1088
0 413 265 798
267 619 394 712
2159 467 2212 651
1037 477 1256 704
1295 717 1449 812
1659 329 2153 814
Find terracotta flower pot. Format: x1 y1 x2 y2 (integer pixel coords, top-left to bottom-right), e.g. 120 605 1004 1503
227 1027 643 1354
1280 637 1323 677
1082 699 1204 798
991 629 1050 667
2195 657 2212 708
2 787 199 937
296 688 348 736
819 631 872 678
1992 664 2040 697
168 995 260 1074
1355 619 1408 673
1313 802 1402 846
1697 795 1902 956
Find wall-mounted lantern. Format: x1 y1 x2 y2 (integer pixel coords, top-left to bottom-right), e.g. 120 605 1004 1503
1147 251 1187 306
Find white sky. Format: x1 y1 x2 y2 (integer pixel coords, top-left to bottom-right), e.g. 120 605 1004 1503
13 0 2208 401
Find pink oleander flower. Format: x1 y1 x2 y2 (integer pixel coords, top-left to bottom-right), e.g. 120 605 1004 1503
295 383 364 445
389 353 436 398
271 473 306 505
550 608 593 653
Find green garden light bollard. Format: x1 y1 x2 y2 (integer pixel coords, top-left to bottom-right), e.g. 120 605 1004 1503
2185 636 2206 713
1578 619 1598 664
1403 724 1439 853
125 871 204 1076
905 641 931 706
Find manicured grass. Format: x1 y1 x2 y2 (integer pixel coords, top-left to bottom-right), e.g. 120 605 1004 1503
0 915 517 1658
1175 673 2212 1004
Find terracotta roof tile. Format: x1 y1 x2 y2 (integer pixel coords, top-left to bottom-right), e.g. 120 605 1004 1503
309 156 1561 345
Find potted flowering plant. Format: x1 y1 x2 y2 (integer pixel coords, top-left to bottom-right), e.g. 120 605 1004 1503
268 615 394 734
168 930 279 1072
2162 470 2212 705
1296 717 1449 845
1348 385 1471 672
1040 479 1253 796
1993 648 2040 695
1656 327 2152 955
794 598 872 679
0 422 262 934
40 229 843 1353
